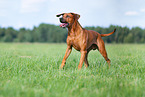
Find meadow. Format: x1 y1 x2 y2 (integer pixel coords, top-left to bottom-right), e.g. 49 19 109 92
0 43 145 97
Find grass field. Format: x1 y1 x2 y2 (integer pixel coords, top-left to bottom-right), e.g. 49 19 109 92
0 43 145 97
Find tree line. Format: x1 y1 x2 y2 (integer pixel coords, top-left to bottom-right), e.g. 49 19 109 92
0 23 145 43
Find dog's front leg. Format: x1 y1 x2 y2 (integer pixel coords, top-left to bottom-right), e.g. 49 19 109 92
78 51 87 70
60 46 72 69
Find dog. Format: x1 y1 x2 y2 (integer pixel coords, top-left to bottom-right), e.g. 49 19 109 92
56 12 116 69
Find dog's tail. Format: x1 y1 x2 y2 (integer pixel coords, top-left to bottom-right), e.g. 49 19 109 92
101 28 116 37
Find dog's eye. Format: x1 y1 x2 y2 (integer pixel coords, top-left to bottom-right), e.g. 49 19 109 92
66 15 70 18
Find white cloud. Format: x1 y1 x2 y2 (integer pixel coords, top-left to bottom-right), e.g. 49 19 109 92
125 8 145 16
140 8 145 12
125 11 139 16
20 0 47 13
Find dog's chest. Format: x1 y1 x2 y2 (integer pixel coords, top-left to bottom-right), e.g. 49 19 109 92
72 43 81 51
67 36 81 51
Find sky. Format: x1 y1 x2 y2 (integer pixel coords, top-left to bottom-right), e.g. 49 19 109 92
0 0 145 29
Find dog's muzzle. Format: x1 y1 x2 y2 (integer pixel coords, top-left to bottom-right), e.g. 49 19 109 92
59 18 69 28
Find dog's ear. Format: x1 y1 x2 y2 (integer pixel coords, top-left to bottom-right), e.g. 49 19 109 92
56 13 64 17
75 14 80 20
71 13 80 20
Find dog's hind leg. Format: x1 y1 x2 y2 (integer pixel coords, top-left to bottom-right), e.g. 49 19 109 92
97 36 111 68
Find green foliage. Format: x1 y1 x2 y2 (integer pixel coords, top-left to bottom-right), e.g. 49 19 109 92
124 33 134 43
0 43 145 97
0 24 145 43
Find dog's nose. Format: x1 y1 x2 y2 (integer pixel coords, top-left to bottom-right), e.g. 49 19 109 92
59 18 63 22
59 18 66 23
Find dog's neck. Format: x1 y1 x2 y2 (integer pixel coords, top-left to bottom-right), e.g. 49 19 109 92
68 21 83 36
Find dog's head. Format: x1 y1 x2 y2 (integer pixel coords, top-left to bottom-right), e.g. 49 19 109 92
56 12 80 28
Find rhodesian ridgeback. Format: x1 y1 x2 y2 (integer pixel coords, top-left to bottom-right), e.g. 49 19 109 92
56 12 116 69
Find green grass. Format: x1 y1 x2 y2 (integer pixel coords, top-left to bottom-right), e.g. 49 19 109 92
0 43 145 97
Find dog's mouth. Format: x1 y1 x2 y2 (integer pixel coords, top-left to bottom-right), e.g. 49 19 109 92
59 18 69 28
60 23 69 28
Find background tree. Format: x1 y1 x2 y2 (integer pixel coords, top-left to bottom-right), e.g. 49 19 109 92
0 24 145 43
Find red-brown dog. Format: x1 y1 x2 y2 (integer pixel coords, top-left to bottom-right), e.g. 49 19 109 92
56 12 116 69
